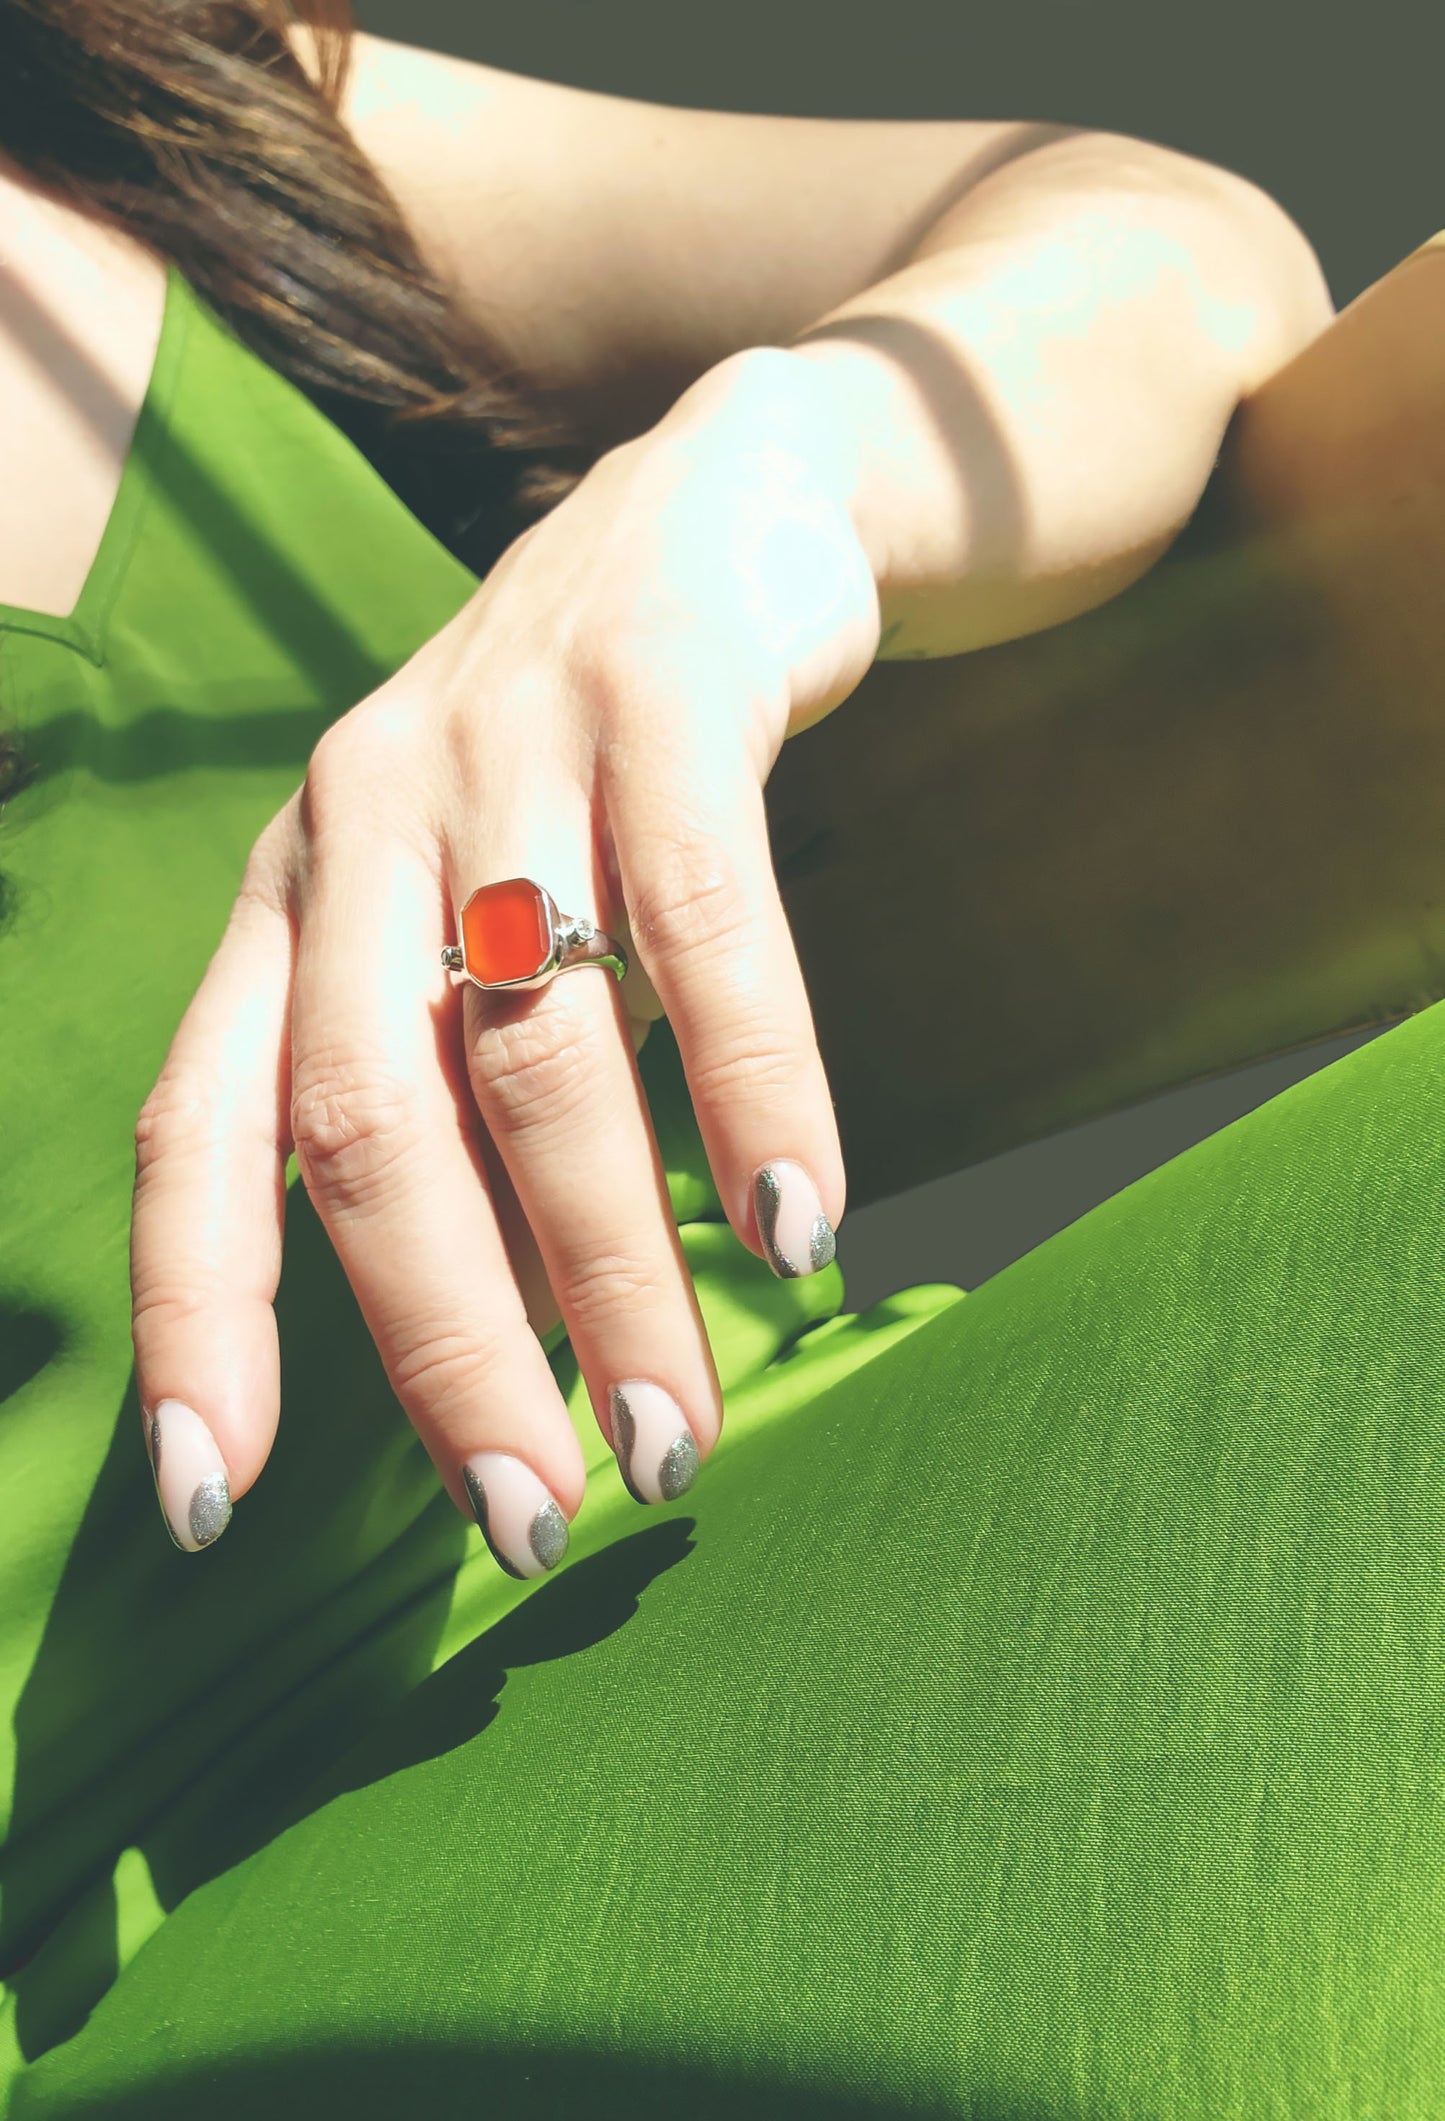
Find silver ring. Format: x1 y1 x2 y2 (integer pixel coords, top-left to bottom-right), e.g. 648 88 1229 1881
440 876 628 992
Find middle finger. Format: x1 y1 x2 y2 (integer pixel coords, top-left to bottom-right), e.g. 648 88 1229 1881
453 852 723 1506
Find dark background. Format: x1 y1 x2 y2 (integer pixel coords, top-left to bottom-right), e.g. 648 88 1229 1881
358 0 1436 1302
355 0 1441 315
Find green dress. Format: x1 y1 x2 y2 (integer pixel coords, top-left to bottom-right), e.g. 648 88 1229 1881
3 263 1443 2118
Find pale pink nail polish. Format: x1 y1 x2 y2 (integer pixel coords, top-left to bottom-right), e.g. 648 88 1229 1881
146 1399 232 1553
462 1451 569 1578
608 1381 700 1505
752 1159 838 1279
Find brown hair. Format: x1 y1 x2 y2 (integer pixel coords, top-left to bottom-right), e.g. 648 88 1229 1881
0 0 593 581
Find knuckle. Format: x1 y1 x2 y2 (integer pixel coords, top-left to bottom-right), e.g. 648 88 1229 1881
686 1028 811 1114
300 701 421 845
387 1320 514 1421
289 1055 422 1213
559 1248 665 1336
301 721 360 822
130 1275 223 1338
134 1068 221 1184
237 813 295 913
467 1004 599 1134
628 843 750 966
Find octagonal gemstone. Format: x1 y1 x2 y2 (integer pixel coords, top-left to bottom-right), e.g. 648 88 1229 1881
460 878 554 986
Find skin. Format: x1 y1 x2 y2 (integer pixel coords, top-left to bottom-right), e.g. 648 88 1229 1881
774 233 1445 1204
0 36 1353 1550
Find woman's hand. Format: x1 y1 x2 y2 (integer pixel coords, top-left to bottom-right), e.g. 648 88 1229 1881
128 347 883 1571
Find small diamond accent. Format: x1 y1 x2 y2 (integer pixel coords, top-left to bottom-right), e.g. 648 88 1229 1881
573 916 596 943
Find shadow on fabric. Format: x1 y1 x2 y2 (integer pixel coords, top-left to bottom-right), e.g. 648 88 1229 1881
9 2041 1048 2121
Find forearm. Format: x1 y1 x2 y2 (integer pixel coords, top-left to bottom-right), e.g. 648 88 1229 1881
768 235 1445 1198
724 133 1336 660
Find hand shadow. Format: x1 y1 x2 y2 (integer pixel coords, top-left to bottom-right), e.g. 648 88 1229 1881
276 1516 697 1828
2 1178 701 2070
1 1182 469 2061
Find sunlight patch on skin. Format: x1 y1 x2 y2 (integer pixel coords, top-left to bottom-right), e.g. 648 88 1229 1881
341 31 505 143
915 214 1262 431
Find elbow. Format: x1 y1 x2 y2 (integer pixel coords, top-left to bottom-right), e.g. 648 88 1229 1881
987 126 1337 392
1087 131 1338 386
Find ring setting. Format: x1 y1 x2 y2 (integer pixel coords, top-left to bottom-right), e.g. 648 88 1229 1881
441 876 628 992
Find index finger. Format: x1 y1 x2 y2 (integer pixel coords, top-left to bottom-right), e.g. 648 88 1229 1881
130 878 294 1549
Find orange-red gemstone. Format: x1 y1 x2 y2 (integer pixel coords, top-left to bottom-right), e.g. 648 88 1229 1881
460 878 553 985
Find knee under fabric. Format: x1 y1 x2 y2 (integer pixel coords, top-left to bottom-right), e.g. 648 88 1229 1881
12 997 1445 2116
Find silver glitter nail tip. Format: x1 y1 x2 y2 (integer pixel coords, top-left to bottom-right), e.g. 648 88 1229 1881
809 1212 837 1274
753 1165 789 1274
462 1463 526 1580
658 1430 700 1501
145 1414 187 1551
529 1498 570 1571
753 1163 836 1279
610 1392 646 1505
188 1474 232 1549
610 1383 700 1505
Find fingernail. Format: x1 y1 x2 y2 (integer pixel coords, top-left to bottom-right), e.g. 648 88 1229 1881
146 1399 232 1553
609 1380 700 1505
462 1451 570 1579
752 1159 837 1279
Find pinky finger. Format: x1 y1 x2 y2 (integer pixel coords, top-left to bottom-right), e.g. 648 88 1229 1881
130 878 295 1551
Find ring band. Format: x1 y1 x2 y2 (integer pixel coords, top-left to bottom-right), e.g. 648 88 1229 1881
441 876 628 991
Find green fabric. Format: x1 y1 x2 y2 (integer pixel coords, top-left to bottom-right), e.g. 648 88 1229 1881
3 263 1443 2116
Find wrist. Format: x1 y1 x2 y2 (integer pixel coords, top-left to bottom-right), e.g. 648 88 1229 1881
655 339 956 658
636 346 887 721
651 343 876 558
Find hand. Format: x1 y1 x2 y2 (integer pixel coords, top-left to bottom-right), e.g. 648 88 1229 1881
129 347 883 1572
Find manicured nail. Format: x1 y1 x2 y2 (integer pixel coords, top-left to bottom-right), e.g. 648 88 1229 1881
146 1399 232 1553
752 1159 837 1278
462 1451 569 1579
609 1380 700 1506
